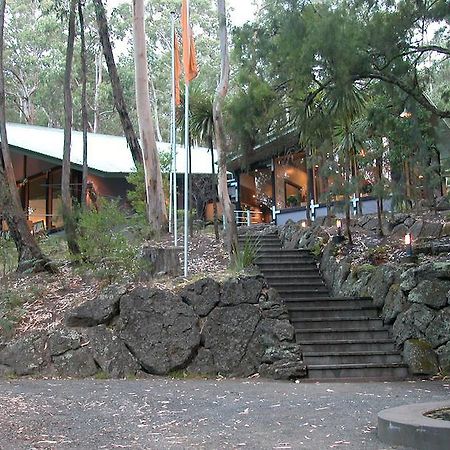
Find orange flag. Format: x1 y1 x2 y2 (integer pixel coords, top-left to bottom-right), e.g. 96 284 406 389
174 31 182 105
181 0 198 83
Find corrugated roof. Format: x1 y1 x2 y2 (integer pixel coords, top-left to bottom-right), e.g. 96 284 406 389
2 123 216 175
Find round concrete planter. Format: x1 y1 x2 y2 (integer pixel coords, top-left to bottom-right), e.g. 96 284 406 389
378 401 450 450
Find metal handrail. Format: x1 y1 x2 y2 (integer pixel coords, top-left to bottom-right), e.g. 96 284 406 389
234 210 263 226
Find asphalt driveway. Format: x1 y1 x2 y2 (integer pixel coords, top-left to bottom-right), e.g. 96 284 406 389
0 378 448 449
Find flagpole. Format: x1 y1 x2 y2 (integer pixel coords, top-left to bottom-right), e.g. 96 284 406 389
170 11 178 245
184 84 189 276
183 0 190 277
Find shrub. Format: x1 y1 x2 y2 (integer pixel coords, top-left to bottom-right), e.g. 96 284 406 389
0 235 17 277
76 199 144 282
232 237 260 271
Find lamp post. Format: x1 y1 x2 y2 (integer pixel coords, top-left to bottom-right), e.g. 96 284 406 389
405 232 413 257
332 218 345 244
403 232 417 263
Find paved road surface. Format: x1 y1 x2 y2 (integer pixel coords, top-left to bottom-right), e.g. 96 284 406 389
0 378 448 449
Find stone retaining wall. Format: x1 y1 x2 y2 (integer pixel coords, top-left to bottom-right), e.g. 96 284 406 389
280 214 450 376
0 275 306 380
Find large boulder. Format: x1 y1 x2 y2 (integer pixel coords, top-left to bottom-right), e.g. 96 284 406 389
393 304 436 346
0 332 48 376
419 222 443 239
118 288 200 375
259 344 306 380
180 277 220 317
382 284 408 324
339 266 374 298
408 280 450 310
365 265 397 308
436 342 450 375
201 304 261 375
400 267 418 292
258 288 290 320
47 327 82 356
425 307 450 349
403 339 439 375
186 347 216 375
87 325 140 378
320 243 350 295
65 284 126 327
220 275 265 306
52 347 98 378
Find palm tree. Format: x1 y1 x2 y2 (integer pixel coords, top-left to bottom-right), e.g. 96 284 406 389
330 84 367 244
189 86 220 240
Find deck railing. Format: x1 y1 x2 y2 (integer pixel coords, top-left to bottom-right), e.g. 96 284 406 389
234 210 263 226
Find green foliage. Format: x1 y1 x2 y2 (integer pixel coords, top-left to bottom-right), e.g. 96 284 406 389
126 164 147 217
232 237 260 271
0 284 42 336
351 263 376 277
367 245 389 265
310 239 325 258
0 235 17 277
75 199 145 283
127 155 172 228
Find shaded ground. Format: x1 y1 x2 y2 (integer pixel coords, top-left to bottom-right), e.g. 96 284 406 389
0 231 230 341
0 378 448 449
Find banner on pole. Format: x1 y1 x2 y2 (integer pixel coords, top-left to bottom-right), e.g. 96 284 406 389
181 0 198 83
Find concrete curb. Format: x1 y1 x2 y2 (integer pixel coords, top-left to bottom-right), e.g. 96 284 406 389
378 401 450 450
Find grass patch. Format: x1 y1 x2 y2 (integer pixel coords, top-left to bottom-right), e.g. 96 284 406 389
0 284 43 337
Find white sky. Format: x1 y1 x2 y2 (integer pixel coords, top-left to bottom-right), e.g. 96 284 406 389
228 0 259 26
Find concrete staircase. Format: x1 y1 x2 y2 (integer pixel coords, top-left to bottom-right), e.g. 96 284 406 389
238 232 408 380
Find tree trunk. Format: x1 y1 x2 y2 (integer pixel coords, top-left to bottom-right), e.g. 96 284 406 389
306 148 314 224
0 0 51 273
213 0 237 254
132 0 167 233
93 50 102 133
209 136 219 240
93 0 143 166
78 0 88 209
376 156 384 237
344 142 353 245
61 0 79 255
149 76 163 142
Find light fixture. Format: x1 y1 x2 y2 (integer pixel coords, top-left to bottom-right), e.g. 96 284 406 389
332 219 345 244
405 233 413 257
336 219 342 236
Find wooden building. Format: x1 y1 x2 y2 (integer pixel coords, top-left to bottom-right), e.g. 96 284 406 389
1 123 216 231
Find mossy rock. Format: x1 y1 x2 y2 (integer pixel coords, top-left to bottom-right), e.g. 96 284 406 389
403 339 439 376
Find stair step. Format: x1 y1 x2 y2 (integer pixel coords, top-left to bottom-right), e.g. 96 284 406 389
299 339 397 353
269 280 326 288
296 327 390 341
257 253 317 264
258 264 319 272
264 275 324 283
303 351 403 365
278 290 330 299
289 306 379 319
238 235 279 239
292 317 384 330
282 297 372 306
306 363 408 380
